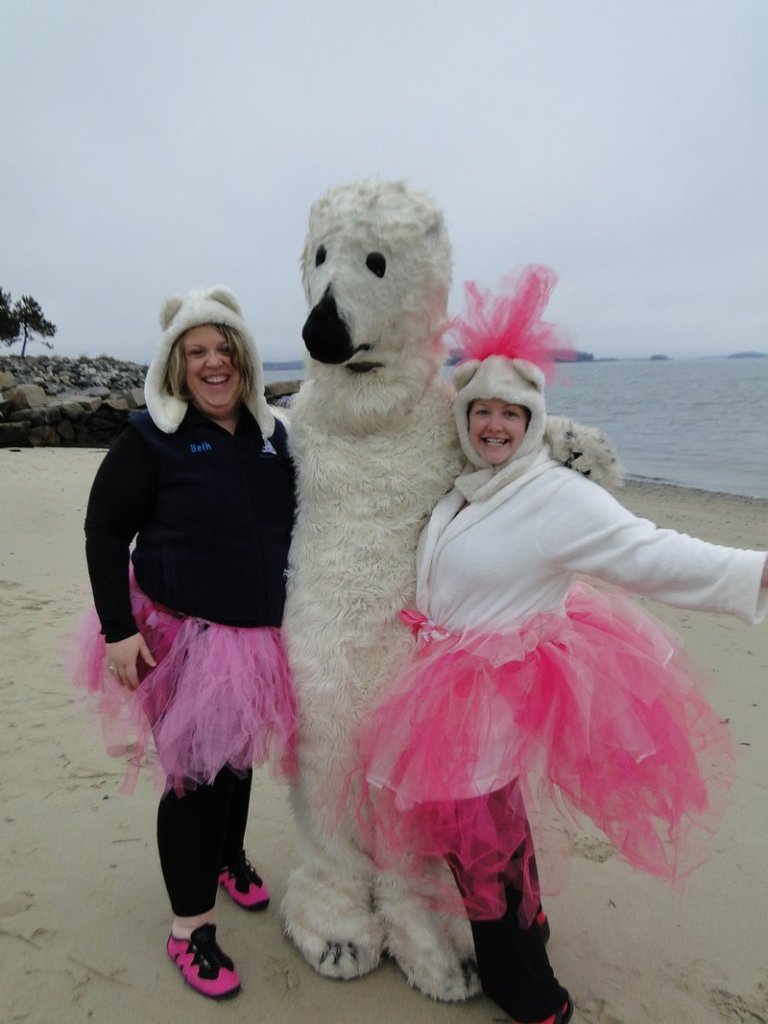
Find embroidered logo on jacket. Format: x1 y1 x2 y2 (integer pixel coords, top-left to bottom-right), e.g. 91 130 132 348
189 441 212 453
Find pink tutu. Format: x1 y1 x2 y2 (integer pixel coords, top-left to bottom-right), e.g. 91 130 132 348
359 584 734 923
69 582 296 794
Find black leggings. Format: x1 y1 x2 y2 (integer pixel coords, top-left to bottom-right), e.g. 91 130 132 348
451 849 568 1023
467 881 568 1023
156 767 252 917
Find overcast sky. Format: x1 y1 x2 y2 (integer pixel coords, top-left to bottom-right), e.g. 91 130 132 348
3 0 766 363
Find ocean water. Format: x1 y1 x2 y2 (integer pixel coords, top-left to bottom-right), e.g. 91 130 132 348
264 357 768 499
546 357 768 499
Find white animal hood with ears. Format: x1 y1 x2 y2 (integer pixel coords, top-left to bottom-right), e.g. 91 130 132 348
144 284 275 437
453 355 547 468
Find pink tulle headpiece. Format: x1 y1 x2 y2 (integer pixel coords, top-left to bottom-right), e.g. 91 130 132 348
450 265 574 382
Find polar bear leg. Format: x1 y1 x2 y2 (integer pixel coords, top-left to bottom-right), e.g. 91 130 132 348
280 790 385 979
375 871 481 1002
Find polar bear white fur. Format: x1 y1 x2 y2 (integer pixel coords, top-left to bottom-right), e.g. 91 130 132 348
280 179 621 1001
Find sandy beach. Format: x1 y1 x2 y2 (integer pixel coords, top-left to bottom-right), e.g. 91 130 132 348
2 446 766 1024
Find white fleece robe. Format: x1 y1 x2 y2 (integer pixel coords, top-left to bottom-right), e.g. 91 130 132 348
416 450 767 633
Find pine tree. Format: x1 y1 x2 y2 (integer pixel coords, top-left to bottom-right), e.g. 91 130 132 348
0 288 18 342
0 291 57 357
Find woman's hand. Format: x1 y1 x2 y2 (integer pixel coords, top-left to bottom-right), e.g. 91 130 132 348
105 633 157 691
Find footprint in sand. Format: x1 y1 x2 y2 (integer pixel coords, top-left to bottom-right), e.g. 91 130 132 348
707 984 768 1022
573 836 616 863
0 892 35 918
263 955 301 994
569 995 627 1023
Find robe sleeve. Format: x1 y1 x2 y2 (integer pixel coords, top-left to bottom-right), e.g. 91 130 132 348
535 474 767 624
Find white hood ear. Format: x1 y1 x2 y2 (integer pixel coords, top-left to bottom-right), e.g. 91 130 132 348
452 359 480 391
207 286 243 316
159 295 184 330
144 285 275 437
510 358 545 390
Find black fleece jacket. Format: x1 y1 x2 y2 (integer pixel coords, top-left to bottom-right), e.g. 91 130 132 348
84 406 295 642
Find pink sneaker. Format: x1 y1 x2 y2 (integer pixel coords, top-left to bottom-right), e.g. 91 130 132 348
535 908 551 945
513 997 573 1024
218 851 270 911
166 923 241 1000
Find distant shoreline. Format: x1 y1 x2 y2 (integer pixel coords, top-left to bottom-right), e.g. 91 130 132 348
2 351 765 371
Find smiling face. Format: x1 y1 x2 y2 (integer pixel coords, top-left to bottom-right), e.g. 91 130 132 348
467 398 530 467
182 324 243 428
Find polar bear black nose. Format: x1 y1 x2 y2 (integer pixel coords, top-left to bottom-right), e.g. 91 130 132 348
302 287 355 364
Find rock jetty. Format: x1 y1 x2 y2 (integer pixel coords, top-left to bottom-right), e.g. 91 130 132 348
0 354 300 448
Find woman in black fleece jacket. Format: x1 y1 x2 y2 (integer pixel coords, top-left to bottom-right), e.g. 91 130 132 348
73 285 296 1001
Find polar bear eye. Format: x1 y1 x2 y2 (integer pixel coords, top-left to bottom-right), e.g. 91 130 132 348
315 245 327 267
365 252 386 278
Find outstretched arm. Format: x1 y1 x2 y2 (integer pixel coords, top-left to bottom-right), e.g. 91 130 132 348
537 471 767 625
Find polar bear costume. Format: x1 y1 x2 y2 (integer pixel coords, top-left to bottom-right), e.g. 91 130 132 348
281 179 621 1001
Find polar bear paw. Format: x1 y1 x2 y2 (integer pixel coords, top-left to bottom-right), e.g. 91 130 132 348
281 868 385 980
378 883 481 1002
286 925 383 980
390 939 480 1003
317 939 378 979
546 414 624 490
387 923 481 1001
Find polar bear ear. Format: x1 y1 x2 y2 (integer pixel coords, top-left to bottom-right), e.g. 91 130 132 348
425 211 445 239
159 295 184 330
511 358 545 391
452 359 480 390
208 286 243 316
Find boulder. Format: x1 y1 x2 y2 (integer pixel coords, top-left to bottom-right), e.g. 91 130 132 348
103 397 130 413
9 406 62 426
123 387 146 409
29 425 60 447
6 383 48 411
57 401 87 422
0 421 31 446
72 395 104 412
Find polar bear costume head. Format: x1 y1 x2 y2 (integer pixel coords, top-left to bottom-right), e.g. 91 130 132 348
299 179 452 432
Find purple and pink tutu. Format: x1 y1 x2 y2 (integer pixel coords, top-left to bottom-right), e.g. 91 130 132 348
69 581 296 794
359 583 734 924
